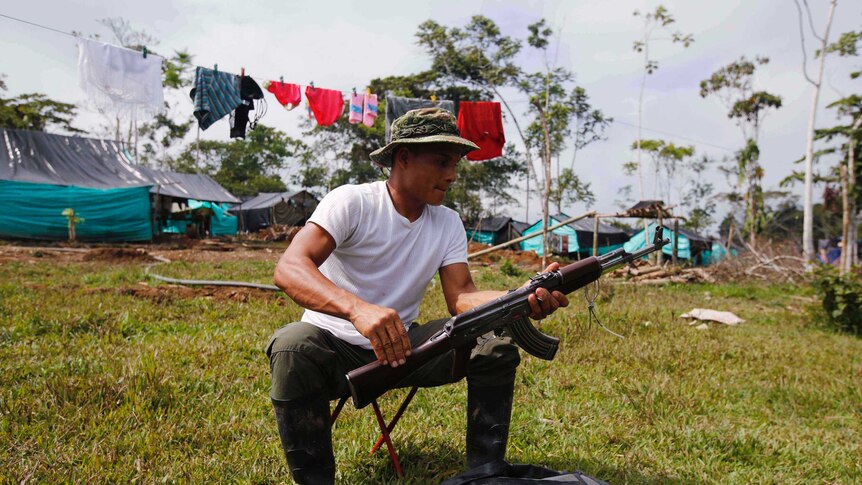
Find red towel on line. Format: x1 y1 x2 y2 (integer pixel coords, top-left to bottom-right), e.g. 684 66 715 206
457 101 505 161
265 81 302 110
305 86 344 127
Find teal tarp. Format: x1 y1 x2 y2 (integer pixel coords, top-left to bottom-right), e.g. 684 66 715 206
520 217 578 256
0 180 152 241
703 242 738 265
624 222 690 259
466 230 495 245
189 199 237 236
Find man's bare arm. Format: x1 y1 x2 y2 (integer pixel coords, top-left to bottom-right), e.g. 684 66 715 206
273 223 411 367
438 262 570 319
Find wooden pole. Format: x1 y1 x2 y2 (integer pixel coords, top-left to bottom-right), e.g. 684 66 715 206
592 216 600 256
657 212 664 265
672 218 679 266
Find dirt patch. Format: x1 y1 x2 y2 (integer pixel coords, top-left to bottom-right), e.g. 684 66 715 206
97 283 287 304
82 248 160 263
467 241 557 269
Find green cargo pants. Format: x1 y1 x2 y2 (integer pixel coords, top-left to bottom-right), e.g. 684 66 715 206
267 319 520 402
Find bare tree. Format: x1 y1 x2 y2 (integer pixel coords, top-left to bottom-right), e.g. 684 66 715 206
794 0 839 265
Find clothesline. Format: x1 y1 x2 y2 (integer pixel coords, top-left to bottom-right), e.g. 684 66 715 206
2 11 737 153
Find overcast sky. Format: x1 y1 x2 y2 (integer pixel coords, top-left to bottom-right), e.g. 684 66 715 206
1 0 860 232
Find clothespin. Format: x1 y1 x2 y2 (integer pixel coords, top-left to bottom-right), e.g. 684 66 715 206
431 93 438 102
352 87 357 95
241 67 245 77
213 64 218 73
142 47 147 59
280 76 284 84
310 81 315 91
366 88 371 95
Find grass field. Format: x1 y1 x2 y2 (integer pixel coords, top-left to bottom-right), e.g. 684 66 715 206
1 248 861 483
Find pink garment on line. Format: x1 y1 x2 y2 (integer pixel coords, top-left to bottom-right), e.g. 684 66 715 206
363 93 378 127
348 93 363 124
305 86 344 126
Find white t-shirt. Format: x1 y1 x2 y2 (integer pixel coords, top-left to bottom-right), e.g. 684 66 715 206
301 181 468 348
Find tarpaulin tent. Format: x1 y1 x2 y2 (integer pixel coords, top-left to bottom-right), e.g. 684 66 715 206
231 190 318 232
623 222 712 264
0 128 154 241
520 213 629 256
466 216 522 245
189 200 237 236
0 128 241 241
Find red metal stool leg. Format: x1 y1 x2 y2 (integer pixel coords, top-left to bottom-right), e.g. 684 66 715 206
370 386 418 454
371 400 404 477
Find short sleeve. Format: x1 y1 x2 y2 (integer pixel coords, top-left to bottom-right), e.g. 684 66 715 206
440 211 468 268
306 185 360 247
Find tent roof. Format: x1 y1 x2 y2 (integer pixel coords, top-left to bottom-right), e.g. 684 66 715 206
141 168 240 204
0 128 240 203
0 128 152 189
236 190 318 210
469 216 512 233
552 213 628 235
511 220 531 235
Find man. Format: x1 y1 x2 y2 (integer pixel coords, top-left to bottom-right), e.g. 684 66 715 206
267 108 568 484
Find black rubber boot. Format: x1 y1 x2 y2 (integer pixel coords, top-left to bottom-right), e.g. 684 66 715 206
465 381 515 468
272 395 335 485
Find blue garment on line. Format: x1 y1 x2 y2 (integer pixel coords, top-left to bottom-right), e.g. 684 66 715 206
193 66 242 130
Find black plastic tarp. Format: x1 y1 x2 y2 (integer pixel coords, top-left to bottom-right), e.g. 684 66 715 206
231 190 319 232
0 128 152 189
140 168 241 204
553 213 630 250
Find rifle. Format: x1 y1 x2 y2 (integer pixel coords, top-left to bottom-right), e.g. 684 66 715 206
346 227 670 409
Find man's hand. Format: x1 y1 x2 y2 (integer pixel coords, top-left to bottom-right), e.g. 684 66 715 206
524 262 570 320
350 302 412 367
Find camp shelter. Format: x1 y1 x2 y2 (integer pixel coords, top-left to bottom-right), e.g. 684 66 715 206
0 128 241 241
511 220 531 238
520 213 629 256
623 222 712 264
143 168 241 237
0 128 154 241
465 216 524 245
231 190 319 233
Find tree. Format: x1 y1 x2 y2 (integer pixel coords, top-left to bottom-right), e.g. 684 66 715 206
631 5 693 207
700 56 782 247
793 0 839 264
625 138 694 205
174 124 305 197
682 156 717 234
0 74 82 133
549 168 595 215
416 16 538 219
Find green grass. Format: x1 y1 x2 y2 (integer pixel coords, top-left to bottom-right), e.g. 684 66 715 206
1 258 860 483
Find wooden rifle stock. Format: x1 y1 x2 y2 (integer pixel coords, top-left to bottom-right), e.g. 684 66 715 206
346 330 454 409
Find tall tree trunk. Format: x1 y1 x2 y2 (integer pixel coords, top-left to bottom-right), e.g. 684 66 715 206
539 108 553 269
844 116 861 272
491 86 540 223
637 35 651 242
840 162 850 274
802 0 838 265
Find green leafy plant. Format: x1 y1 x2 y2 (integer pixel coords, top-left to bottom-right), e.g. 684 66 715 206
813 266 862 334
500 258 525 278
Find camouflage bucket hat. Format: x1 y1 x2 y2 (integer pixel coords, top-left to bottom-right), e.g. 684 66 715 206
369 107 479 168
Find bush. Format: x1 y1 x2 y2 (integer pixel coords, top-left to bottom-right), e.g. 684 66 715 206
813 266 862 334
500 258 525 278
